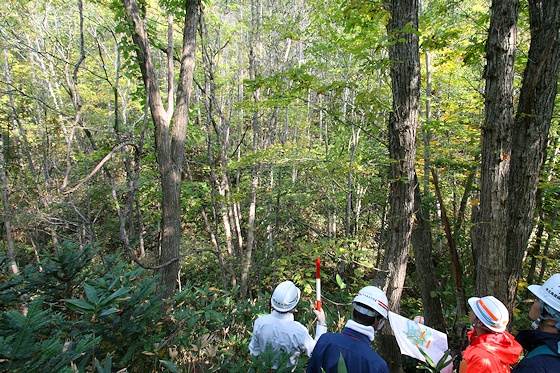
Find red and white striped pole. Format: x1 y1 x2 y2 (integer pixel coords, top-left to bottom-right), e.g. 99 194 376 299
315 257 322 311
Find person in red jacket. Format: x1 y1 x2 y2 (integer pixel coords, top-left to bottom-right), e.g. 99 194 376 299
459 295 522 373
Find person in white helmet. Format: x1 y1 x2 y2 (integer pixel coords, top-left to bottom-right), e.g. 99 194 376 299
459 295 522 373
249 280 327 369
306 286 390 373
512 273 560 373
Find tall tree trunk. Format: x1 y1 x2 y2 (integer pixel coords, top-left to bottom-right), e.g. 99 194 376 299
504 0 560 309
527 136 560 294
240 0 262 299
422 50 432 198
0 132 18 275
474 0 519 301
431 168 467 319
122 0 199 297
375 0 420 371
411 173 445 332
198 16 237 288
346 124 360 238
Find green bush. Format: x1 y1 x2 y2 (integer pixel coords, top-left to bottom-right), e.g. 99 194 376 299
0 243 181 372
1 242 353 372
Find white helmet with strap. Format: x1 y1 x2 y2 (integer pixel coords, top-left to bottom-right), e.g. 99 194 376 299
468 296 509 332
353 286 389 318
271 281 301 312
528 273 560 328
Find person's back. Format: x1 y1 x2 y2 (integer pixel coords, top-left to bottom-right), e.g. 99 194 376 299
512 274 560 373
513 329 560 372
249 311 316 365
306 322 388 373
306 286 389 373
249 281 326 368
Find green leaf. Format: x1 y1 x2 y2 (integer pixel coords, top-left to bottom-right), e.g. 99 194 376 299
100 308 120 317
100 287 131 307
436 349 455 370
159 360 178 372
337 353 348 373
419 347 436 367
84 284 100 304
416 347 455 372
336 274 347 289
95 354 112 373
65 299 95 313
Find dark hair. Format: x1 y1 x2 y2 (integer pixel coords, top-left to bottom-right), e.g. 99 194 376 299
352 308 378 326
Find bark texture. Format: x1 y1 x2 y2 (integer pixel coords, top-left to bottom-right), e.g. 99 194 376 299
474 0 518 300
505 0 560 307
122 0 200 297
375 0 420 371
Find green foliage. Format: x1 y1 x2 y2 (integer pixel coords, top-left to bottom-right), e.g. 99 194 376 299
416 348 455 373
0 242 96 310
0 245 187 372
318 353 348 373
2 0 560 371
337 352 348 373
246 345 306 373
0 297 101 373
94 354 113 373
1 244 297 372
65 283 131 319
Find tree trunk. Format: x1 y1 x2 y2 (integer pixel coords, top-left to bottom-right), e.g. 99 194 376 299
431 168 467 320
375 0 420 371
504 0 560 309
198 18 238 288
411 173 445 332
0 132 18 275
122 0 199 297
241 165 260 298
525 202 544 297
474 0 519 301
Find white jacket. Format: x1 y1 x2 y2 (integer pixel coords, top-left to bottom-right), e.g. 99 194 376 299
249 310 327 367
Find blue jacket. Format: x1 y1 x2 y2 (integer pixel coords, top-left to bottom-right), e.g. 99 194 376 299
512 329 560 373
306 327 389 373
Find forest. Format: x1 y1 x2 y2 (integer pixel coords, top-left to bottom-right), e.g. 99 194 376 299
0 0 559 371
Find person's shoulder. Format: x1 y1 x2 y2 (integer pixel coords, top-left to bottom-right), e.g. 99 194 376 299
514 353 558 373
315 331 345 343
255 313 271 320
253 312 274 324
462 343 492 362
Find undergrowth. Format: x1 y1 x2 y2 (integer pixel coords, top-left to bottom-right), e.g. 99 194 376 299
0 242 328 372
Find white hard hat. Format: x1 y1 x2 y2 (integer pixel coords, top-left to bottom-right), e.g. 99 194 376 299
353 286 389 318
271 281 301 312
468 296 509 332
528 273 560 316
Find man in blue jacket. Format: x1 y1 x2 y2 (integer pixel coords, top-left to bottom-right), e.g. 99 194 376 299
513 274 560 373
306 286 389 373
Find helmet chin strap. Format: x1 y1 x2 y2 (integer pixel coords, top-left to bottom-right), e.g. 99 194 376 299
534 302 560 330
473 318 493 332
532 317 560 330
532 317 541 330
372 314 385 331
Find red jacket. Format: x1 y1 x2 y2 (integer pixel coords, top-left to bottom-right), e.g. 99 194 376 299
462 329 522 373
